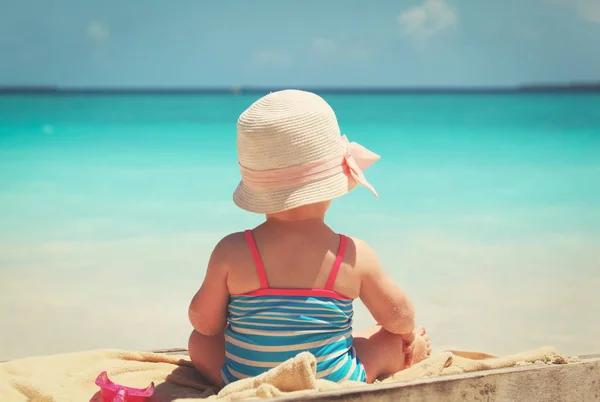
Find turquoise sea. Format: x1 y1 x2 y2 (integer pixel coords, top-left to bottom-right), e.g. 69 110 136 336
1 93 599 361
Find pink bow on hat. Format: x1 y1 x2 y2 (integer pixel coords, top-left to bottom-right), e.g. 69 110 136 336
340 135 380 197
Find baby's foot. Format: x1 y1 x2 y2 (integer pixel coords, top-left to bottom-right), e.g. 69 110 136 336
409 327 432 365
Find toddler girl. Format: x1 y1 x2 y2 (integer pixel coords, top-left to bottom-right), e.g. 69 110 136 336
188 89 430 387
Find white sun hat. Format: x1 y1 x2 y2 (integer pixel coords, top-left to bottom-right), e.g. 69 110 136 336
233 89 380 214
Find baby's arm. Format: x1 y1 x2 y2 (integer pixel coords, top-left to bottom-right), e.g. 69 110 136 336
356 238 415 335
188 237 231 335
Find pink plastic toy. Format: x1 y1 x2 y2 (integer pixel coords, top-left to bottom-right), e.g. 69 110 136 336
95 371 155 402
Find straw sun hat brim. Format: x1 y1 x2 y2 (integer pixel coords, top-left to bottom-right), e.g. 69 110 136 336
233 170 359 214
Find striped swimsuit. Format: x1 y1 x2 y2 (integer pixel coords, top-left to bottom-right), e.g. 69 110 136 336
221 230 367 385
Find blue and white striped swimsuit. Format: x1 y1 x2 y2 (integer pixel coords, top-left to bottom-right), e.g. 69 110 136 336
221 230 367 385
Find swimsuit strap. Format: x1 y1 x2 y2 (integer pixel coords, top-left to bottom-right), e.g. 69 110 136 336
325 234 347 290
245 230 269 289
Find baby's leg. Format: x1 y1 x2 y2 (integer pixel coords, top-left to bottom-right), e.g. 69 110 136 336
188 330 225 387
353 325 431 383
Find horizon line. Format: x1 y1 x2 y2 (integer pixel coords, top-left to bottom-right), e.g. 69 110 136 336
1 83 600 95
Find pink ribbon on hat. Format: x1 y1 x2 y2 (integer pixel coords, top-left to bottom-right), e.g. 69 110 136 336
239 135 380 197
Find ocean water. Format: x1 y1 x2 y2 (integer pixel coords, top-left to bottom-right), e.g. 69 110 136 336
0 93 599 361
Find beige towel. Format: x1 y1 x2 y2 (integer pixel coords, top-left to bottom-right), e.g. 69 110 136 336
381 346 570 383
0 347 570 401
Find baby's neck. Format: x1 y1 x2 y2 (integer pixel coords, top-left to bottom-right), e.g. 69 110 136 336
265 203 328 223
263 215 329 235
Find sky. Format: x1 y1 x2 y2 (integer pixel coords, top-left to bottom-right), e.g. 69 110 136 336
1 0 600 87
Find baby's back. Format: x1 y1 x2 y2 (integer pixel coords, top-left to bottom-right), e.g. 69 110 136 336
220 222 368 384
225 223 363 299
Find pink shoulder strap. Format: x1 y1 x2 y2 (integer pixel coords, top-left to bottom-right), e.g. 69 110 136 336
325 234 347 290
245 230 269 289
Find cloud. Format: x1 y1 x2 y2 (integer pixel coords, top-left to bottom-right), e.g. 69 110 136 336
397 0 458 41
312 38 336 52
311 37 371 61
553 0 600 23
86 21 110 43
251 50 292 67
